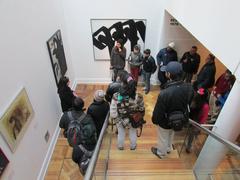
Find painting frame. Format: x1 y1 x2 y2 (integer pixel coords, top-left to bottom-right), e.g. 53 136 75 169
0 87 34 153
47 29 67 85
0 148 9 177
91 18 147 61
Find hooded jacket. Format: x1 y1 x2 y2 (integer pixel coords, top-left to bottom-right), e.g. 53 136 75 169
128 44 143 68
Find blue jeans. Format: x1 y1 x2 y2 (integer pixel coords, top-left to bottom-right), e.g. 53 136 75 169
143 71 151 92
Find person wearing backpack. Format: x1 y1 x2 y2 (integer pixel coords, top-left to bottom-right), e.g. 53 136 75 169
59 97 97 174
151 62 194 159
142 49 157 94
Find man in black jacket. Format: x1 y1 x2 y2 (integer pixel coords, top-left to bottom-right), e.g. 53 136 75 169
180 46 200 82
87 90 109 138
142 49 157 94
156 42 178 88
193 53 216 91
151 62 194 158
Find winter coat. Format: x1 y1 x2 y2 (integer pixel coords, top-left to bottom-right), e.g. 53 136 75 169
105 82 121 102
180 51 200 74
58 86 76 112
128 45 143 68
110 46 126 70
87 100 109 137
152 81 194 129
193 61 216 90
142 55 156 73
156 48 178 66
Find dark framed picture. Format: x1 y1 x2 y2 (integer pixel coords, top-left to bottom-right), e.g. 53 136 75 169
47 30 67 85
0 148 9 177
0 88 34 152
91 19 146 60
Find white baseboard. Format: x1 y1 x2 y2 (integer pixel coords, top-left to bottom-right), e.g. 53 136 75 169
37 124 61 180
74 78 112 84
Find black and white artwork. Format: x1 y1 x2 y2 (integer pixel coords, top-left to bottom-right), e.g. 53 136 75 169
47 30 67 85
91 19 146 60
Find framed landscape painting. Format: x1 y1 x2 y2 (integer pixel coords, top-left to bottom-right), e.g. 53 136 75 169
47 30 67 85
0 88 34 152
91 19 146 60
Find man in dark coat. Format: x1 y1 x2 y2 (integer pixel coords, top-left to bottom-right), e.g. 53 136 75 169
193 53 216 91
151 62 194 158
180 46 201 82
87 90 109 138
156 42 178 88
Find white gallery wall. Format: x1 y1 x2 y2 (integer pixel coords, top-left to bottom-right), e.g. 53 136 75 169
0 0 73 179
62 0 169 83
165 0 240 79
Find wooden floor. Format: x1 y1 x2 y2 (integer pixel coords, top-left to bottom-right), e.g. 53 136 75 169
45 84 239 180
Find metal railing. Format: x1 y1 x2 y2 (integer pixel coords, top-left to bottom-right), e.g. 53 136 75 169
84 112 110 180
189 119 240 154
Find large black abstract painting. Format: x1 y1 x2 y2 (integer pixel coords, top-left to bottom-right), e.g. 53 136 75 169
47 30 67 85
91 19 146 60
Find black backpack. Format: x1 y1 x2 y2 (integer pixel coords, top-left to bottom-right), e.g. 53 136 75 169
67 112 86 147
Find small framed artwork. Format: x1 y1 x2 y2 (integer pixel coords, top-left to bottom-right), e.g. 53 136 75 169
0 148 9 177
0 88 34 152
47 30 67 85
91 19 147 60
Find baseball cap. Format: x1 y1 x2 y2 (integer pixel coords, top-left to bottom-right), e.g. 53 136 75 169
168 42 175 49
160 61 182 75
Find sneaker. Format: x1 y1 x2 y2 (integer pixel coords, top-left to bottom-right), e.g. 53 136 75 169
118 147 124 150
145 91 149 95
151 147 164 159
130 145 137 150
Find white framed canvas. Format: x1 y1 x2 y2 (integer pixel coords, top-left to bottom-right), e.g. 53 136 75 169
91 19 146 60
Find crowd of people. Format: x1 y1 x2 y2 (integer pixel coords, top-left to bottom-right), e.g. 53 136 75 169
57 39 236 174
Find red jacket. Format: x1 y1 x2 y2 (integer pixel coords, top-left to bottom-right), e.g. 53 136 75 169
214 74 231 97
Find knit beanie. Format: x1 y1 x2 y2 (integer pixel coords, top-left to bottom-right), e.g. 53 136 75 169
94 90 105 102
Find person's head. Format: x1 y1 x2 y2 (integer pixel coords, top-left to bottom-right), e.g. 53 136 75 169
224 69 232 80
143 49 151 59
116 39 124 49
161 61 183 81
117 70 129 85
167 42 175 51
72 97 84 111
94 90 105 102
190 46 198 55
133 44 140 54
205 53 215 63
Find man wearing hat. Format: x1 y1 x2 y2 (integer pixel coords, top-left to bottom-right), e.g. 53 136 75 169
87 90 110 138
156 42 178 88
151 62 194 158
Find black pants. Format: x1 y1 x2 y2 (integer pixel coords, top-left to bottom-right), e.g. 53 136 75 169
158 70 167 87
